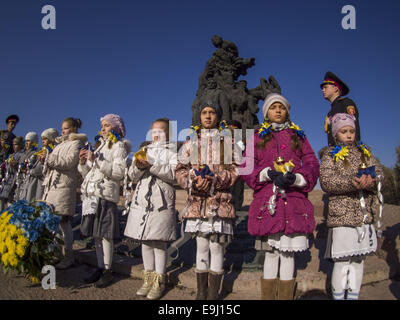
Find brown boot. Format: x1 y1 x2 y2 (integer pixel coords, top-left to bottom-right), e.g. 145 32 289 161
207 271 223 300
195 270 208 300
277 278 296 300
260 277 278 300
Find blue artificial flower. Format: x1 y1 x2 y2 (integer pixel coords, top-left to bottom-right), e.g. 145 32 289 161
329 144 342 159
46 220 59 233
329 143 350 162
39 211 60 233
32 218 44 231
27 230 39 243
356 141 372 158
7 200 60 242
109 130 121 143
289 122 306 140
295 129 305 140
219 120 228 132
258 122 272 138
186 125 200 140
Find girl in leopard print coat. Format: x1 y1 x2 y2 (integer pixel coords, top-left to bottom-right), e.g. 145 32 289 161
319 113 384 300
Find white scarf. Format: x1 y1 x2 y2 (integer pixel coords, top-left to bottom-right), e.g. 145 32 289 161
271 121 291 132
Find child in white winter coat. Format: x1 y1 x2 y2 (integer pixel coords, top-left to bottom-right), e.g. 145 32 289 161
20 128 58 202
124 118 177 300
42 118 87 270
14 132 40 201
78 114 130 288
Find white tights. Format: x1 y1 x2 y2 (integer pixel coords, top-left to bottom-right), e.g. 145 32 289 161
331 259 364 300
263 249 295 281
141 241 168 275
196 237 224 274
94 238 114 270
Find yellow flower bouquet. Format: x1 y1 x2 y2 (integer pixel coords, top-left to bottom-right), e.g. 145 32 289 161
0 200 62 283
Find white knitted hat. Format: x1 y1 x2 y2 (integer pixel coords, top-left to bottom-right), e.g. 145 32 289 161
41 128 59 142
25 132 38 144
262 93 291 120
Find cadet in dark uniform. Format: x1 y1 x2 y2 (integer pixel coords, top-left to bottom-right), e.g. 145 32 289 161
1 114 19 147
321 72 360 146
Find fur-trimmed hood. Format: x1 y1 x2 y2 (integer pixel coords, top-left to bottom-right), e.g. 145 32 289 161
318 146 330 160
55 133 88 144
121 138 132 154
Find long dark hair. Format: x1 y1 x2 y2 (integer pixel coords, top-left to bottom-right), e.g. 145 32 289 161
192 124 230 168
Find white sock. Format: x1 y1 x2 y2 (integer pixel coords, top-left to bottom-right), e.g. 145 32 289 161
59 219 73 251
196 237 210 271
279 251 295 281
209 241 224 274
142 243 155 271
347 260 364 300
331 261 350 300
94 238 105 269
263 250 279 279
102 238 113 270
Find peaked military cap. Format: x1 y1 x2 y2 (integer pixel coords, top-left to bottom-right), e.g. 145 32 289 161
320 71 350 96
5 114 19 124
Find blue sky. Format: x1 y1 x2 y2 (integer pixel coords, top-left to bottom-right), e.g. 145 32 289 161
0 0 399 168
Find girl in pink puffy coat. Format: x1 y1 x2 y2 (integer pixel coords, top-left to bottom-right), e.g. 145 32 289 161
241 93 319 300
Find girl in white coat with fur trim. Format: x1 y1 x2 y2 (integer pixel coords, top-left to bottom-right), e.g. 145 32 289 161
42 118 87 270
124 118 177 300
78 114 130 288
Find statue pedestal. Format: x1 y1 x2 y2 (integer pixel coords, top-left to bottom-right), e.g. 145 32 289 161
163 209 264 272
224 210 264 271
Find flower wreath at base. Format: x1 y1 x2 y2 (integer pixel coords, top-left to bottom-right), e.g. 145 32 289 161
0 200 62 283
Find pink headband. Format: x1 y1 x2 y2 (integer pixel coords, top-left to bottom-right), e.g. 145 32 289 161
100 114 126 138
329 113 356 138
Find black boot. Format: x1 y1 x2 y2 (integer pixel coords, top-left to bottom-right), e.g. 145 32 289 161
207 272 223 300
195 270 208 300
84 268 104 284
94 269 113 288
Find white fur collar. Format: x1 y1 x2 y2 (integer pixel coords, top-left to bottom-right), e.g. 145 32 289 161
55 133 88 144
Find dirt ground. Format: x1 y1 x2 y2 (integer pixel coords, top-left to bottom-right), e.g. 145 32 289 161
1 262 399 300
1 189 399 302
